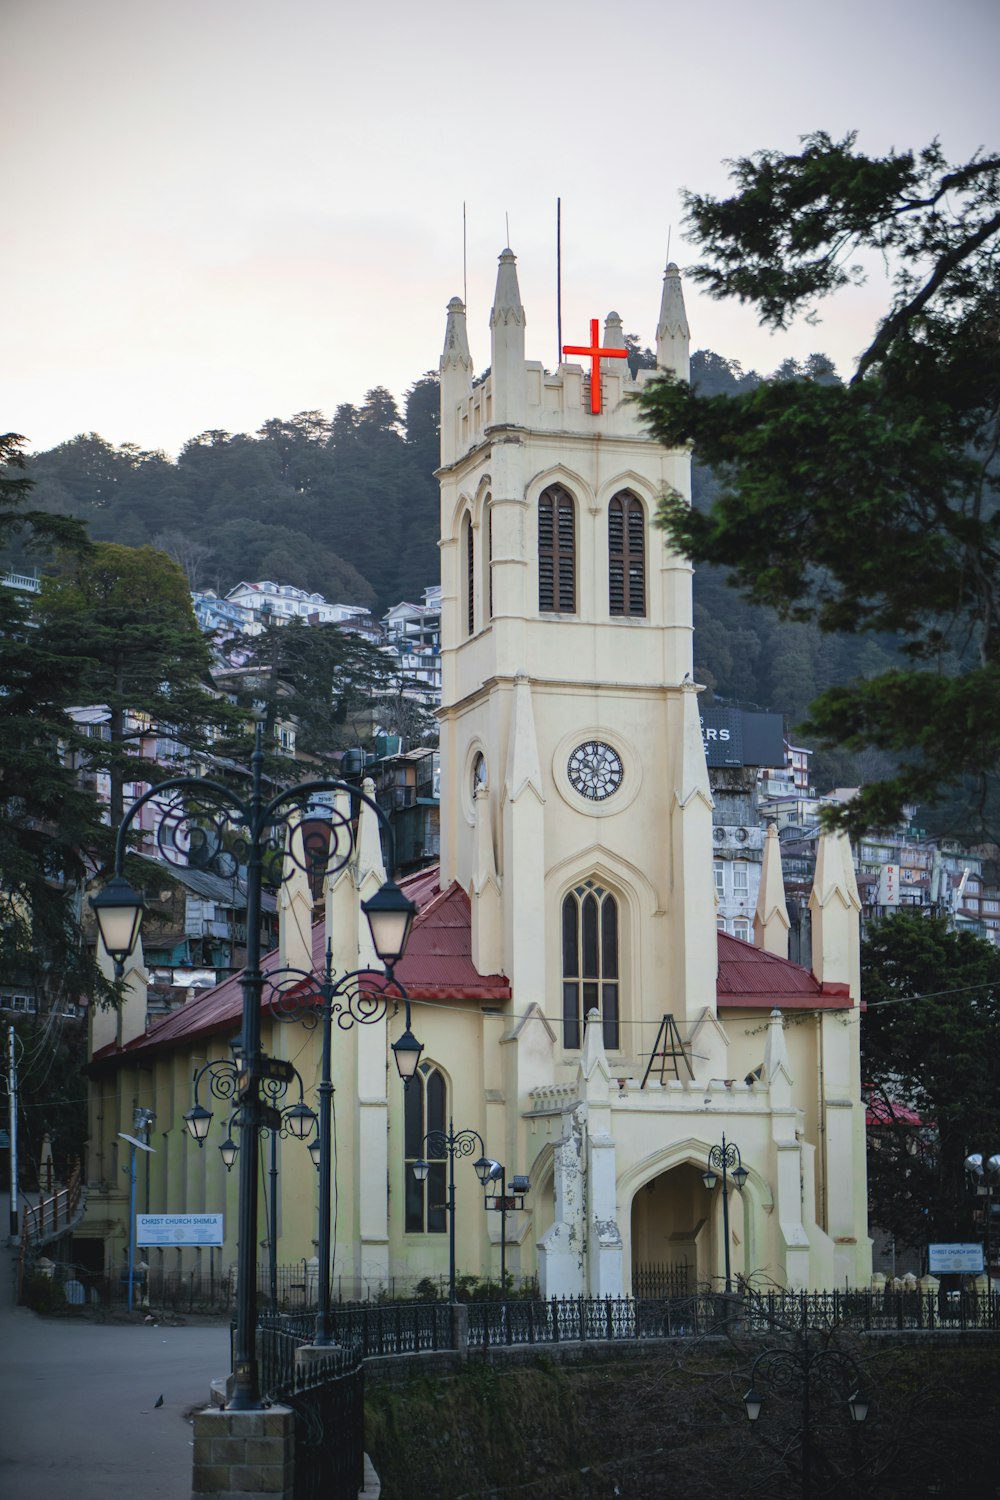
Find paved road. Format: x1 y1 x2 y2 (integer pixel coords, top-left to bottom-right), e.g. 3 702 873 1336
1 1196 229 1500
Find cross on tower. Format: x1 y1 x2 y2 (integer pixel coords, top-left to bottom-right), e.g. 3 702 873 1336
562 318 629 414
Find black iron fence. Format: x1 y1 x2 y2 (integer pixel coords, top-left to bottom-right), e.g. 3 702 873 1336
257 1320 365 1500
468 1294 725 1347
742 1286 1000 1333
266 1289 1000 1357
270 1301 452 1357
632 1260 693 1298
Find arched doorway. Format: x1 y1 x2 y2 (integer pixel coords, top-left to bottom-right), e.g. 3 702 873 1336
630 1161 747 1293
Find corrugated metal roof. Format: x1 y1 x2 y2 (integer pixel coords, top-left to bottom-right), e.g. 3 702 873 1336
92 867 509 1066
716 930 852 1009
136 854 277 912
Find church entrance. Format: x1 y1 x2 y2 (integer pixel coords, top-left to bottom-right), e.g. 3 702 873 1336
630 1161 747 1293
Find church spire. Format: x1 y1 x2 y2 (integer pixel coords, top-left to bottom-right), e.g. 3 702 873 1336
440 296 473 462
601 310 627 370
655 262 690 381
754 822 791 957
441 295 473 372
809 829 861 999
490 248 526 427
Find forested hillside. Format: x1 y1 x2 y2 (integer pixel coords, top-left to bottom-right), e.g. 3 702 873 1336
17 376 441 615
12 351 897 791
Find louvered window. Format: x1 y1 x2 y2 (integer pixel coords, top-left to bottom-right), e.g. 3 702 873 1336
538 486 576 612
562 882 620 1050
609 493 646 617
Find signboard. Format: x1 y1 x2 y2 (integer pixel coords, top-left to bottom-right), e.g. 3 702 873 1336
701 709 743 767
878 864 900 906
137 1213 224 1247
700 709 785 770
928 1242 984 1274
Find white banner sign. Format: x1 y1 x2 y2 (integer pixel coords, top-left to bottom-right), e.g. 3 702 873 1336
137 1213 224 1246
928 1242 984 1274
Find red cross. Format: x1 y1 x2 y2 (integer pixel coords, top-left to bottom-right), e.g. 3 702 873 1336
562 318 629 414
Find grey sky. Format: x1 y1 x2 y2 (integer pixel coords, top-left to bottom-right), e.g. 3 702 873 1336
4 0 998 455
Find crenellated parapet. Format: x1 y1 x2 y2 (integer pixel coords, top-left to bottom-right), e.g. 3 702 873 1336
440 252 689 471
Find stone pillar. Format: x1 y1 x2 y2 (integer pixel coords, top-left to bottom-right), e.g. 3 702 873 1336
537 1104 586 1298
191 1404 295 1500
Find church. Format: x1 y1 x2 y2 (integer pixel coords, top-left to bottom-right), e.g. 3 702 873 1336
82 250 871 1299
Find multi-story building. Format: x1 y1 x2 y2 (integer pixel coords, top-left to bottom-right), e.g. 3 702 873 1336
224 580 373 633
382 587 443 712
371 746 440 873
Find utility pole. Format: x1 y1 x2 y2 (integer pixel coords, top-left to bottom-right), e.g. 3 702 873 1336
8 1025 18 1240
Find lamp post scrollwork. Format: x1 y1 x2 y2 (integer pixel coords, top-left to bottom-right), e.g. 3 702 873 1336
701 1133 748 1295
264 939 420 1345
743 1339 870 1500
184 1048 317 1312
90 723 420 1408
411 1120 486 1304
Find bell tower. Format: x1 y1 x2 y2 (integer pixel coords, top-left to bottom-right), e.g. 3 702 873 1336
437 251 716 1074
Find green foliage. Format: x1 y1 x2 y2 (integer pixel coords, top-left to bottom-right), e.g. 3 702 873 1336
639 133 1000 837
37 542 238 828
0 434 115 1010
11 1012 90 1176
233 616 414 769
862 911 1000 1246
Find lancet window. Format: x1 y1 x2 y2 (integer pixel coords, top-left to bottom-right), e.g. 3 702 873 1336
562 882 620 1051
404 1063 447 1234
538 485 576 613
609 492 646 617
463 512 475 636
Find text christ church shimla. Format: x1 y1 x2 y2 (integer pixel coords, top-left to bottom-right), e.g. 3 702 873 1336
82 249 871 1298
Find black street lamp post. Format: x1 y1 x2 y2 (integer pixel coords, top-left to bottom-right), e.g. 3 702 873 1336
701 1133 748 1294
206 1086 317 1312
90 724 420 1408
412 1120 485 1303
474 1157 530 1301
965 1152 1000 1283
743 1339 869 1500
265 935 420 1345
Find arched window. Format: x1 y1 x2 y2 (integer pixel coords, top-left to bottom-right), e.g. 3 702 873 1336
609 492 646 617
538 485 576 612
562 882 619 1051
463 512 475 636
404 1064 447 1234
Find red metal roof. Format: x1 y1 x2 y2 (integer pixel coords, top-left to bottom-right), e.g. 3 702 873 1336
92 868 851 1069
865 1094 923 1127
715 930 853 1010
92 868 509 1066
